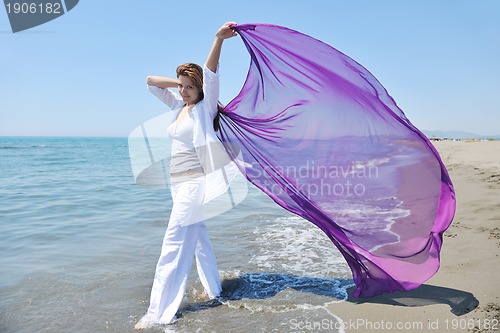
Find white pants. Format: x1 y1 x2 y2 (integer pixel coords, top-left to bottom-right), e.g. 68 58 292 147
139 178 222 325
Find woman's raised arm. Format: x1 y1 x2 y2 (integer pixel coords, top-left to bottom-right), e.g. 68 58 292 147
205 21 237 73
146 76 179 89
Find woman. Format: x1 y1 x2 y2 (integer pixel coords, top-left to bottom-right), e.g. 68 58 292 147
135 22 237 329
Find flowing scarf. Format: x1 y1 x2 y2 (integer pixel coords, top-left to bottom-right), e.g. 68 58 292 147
218 23 456 297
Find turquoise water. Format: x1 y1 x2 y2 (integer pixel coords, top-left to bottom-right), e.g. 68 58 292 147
0 137 352 333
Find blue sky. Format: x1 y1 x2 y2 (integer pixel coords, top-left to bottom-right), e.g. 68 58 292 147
1 0 499 137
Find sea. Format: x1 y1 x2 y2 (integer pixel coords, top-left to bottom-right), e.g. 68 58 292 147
0 137 354 333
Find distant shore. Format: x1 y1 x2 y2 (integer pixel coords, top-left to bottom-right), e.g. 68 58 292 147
429 137 499 142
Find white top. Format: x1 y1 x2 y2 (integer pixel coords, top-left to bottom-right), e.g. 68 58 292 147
147 65 242 205
167 111 202 174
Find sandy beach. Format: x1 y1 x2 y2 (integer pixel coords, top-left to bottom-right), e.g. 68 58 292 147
327 140 500 332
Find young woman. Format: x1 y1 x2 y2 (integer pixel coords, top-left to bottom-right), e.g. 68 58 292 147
135 22 237 329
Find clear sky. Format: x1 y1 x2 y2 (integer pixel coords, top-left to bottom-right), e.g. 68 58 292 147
1 0 499 137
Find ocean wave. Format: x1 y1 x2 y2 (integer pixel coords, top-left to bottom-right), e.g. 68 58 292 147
250 216 351 278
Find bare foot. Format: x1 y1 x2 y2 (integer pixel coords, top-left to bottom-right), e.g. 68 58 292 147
196 291 210 301
134 321 147 330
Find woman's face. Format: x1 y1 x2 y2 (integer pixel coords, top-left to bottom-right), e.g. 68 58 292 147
178 75 201 106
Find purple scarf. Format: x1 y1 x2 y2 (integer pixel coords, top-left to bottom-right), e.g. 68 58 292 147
219 23 456 297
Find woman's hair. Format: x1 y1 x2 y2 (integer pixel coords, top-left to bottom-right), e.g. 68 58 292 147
176 62 224 132
214 103 224 132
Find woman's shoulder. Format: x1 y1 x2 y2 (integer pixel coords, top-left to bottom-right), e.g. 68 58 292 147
203 65 219 81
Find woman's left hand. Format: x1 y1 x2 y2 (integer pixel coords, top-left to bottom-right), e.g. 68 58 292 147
216 22 238 40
